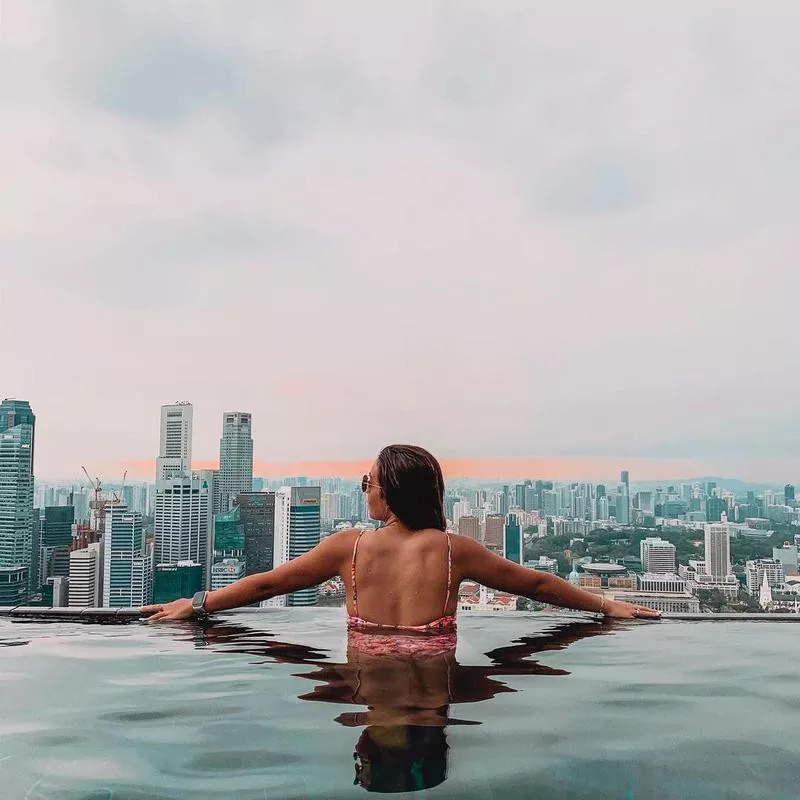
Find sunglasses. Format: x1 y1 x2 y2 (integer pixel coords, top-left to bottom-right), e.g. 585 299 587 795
361 474 381 493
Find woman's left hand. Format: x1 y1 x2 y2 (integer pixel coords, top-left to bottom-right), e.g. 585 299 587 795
140 598 195 623
603 600 661 619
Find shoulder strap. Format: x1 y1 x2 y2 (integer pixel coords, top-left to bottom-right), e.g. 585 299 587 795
351 531 366 617
443 533 453 614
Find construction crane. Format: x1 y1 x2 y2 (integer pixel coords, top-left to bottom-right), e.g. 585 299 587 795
81 466 109 535
113 469 128 504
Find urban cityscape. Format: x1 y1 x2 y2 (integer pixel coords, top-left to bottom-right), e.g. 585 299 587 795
2 397 798 616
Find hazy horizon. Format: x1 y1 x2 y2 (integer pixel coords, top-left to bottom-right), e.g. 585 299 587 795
3 3 798 481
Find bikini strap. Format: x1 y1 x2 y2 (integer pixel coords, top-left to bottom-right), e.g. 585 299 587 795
443 533 453 614
351 530 367 618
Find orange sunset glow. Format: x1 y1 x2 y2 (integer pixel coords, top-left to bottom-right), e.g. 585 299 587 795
110 456 702 483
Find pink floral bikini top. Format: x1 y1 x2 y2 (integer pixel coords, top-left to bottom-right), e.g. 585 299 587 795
346 530 457 656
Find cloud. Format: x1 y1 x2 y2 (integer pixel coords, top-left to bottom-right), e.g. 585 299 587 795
1 1 798 481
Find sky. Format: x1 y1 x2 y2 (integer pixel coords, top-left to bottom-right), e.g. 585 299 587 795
2 2 799 483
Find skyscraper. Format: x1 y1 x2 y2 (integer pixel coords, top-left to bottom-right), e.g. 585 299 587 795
69 541 103 607
153 474 210 584
704 521 732 578
457 515 481 541
639 537 677 574
237 492 276 578
0 399 35 603
102 503 152 607
153 404 211 597
39 505 75 590
619 470 631 525
484 514 505 550
218 412 254 513
285 487 321 606
785 484 796 504
503 514 522 564
156 403 193 481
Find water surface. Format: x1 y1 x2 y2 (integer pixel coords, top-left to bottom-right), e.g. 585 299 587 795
0 608 797 799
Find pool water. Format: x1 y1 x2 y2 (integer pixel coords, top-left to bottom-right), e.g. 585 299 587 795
0 608 798 799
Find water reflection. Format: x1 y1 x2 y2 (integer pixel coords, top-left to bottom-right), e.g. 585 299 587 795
192 618 616 793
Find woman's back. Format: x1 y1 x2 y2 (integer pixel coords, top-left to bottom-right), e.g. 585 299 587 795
346 527 455 629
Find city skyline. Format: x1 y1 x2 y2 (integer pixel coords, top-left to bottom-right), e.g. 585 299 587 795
4 4 800 479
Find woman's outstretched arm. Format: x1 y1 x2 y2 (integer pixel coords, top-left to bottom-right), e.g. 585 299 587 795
141 529 354 622
454 536 660 619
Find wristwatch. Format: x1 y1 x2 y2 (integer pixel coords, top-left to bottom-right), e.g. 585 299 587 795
191 590 209 620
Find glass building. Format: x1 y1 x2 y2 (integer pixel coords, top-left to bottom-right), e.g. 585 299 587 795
0 399 35 603
503 513 522 565
287 487 321 607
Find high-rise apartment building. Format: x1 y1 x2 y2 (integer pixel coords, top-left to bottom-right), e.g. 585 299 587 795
745 558 785 596
458 515 480 541
704 521 732 578
102 503 152 607
218 412 253 513
69 541 103 607
156 403 193 481
452 500 471 529
639 537 677 574
484 514 505 550
0 399 35 603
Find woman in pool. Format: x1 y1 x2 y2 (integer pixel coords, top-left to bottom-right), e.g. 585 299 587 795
141 444 660 625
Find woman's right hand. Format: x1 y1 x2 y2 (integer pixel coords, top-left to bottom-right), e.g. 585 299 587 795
603 599 661 619
140 598 195 623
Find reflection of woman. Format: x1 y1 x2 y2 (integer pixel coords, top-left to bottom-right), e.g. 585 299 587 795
195 618 614 793
143 444 659 625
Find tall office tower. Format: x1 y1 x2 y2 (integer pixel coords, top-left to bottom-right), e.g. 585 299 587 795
321 492 340 524
785 484 796 504
156 403 193 481
484 514 505 550
542 490 558 517
261 488 292 608
706 496 726 522
237 492 276 577
153 474 210 598
0 399 35 603
636 492 656 516
523 486 536 512
619 470 631 525
458 515 481 541
103 503 152 607
763 490 779 511
72 489 90 523
218 412 253 513
498 487 510 516
514 484 526 509
596 496 610 521
704 521 732 578
596 484 606 499
503 514 522 564
30 508 42 596
474 490 487 508
639 537 677 574
69 541 103 607
39 505 75 589
452 500 471 528
279 487 320 606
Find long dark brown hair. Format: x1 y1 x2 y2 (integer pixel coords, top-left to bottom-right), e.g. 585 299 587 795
376 444 446 532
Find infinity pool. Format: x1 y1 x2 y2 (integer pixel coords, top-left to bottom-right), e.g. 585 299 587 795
0 608 798 799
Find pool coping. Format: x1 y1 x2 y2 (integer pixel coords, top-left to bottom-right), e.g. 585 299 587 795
0 606 799 623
